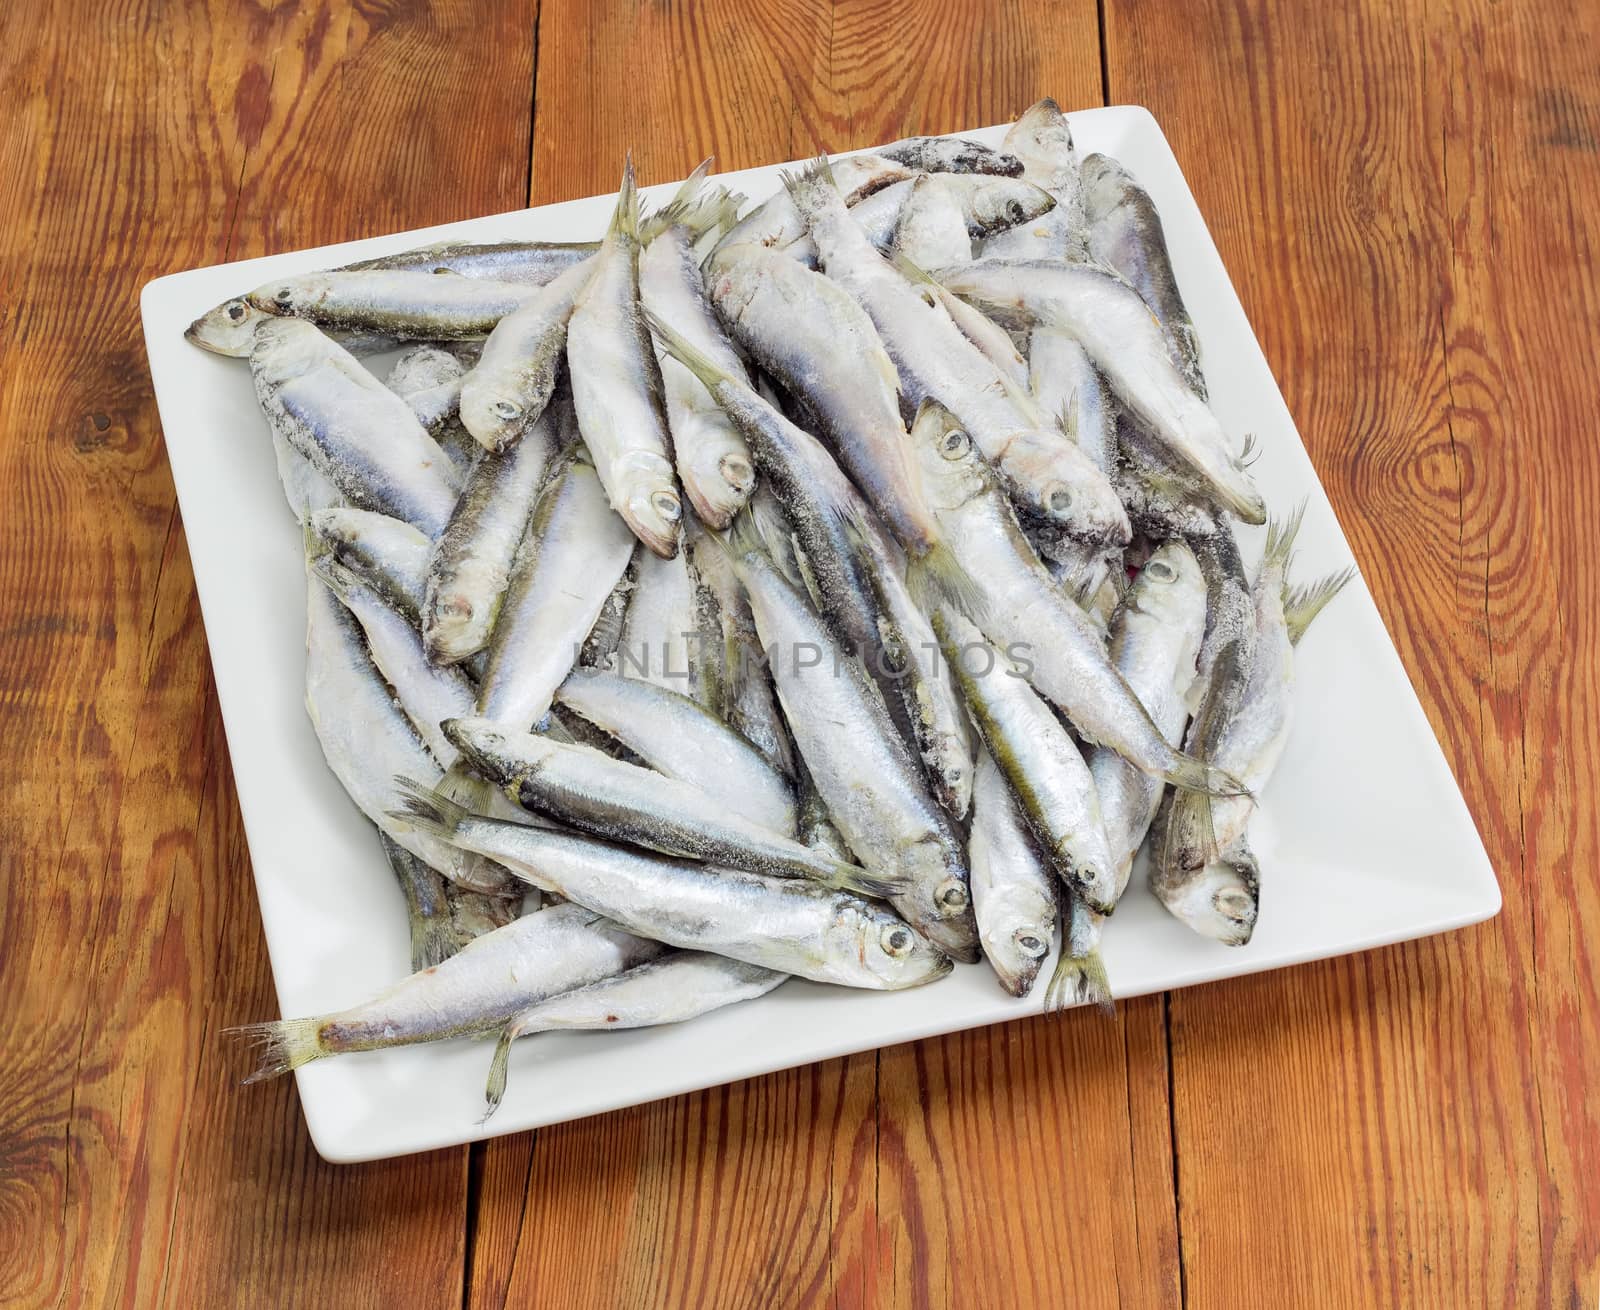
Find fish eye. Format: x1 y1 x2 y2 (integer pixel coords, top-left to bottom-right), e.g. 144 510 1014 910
226 300 248 321
273 287 294 304
649 490 682 522
1047 485 1072 514
879 924 914 958
1014 930 1048 959
935 878 969 912
491 398 522 421
1145 559 1176 582
939 429 971 460
1007 200 1025 221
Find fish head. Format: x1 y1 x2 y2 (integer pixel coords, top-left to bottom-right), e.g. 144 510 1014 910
1163 849 1260 946
245 272 326 319
1006 429 1132 547
458 381 529 452
185 297 273 356
965 178 1057 236
830 153 916 204
619 482 683 560
907 398 992 513
836 903 955 990
890 832 981 964
976 891 1055 998
703 247 769 323
1128 539 1207 630
1077 153 1131 223
439 716 542 790
930 745 974 822
1003 99 1076 176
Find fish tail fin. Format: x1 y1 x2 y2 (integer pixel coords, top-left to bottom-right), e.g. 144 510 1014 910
700 187 748 243
229 1017 327 1084
608 152 640 242
1161 784 1222 873
779 154 839 212
1285 566 1356 645
643 308 737 393
1043 948 1114 1015
387 775 473 844
905 540 988 629
1262 499 1308 572
640 158 739 243
682 185 750 245
889 249 938 287
821 860 910 900
1161 751 1249 800
412 915 463 972
747 494 805 587
481 1025 517 1123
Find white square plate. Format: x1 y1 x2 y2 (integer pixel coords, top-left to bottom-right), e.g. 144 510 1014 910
141 106 1500 1163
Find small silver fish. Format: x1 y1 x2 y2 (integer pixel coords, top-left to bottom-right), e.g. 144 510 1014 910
311 554 476 766
934 260 1265 524
907 398 1239 796
786 160 1125 548
1156 507 1353 942
443 717 904 899
568 158 682 557
246 268 539 338
724 529 979 963
423 407 562 665
302 577 514 896
1081 152 1205 396
394 783 953 991
639 223 756 528
250 319 461 537
968 750 1056 998
875 136 1024 176
475 456 637 732
457 258 595 452
554 668 796 834
934 607 1117 915
305 507 432 626
231 902 663 1079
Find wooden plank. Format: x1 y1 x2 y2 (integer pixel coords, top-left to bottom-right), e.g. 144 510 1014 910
461 4 1181 1306
1103 0 1600 1303
528 0 1106 201
0 2 537 1304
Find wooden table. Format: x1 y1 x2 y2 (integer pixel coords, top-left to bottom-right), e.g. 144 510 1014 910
6 0 1596 1304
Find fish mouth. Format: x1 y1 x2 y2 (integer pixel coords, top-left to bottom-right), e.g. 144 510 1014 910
627 492 683 559
879 950 957 989
185 300 267 357
440 719 512 784
985 949 1044 998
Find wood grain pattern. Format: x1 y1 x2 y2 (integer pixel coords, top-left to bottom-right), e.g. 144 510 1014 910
1104 0 1600 1304
0 1 532 1305
4 0 1596 1305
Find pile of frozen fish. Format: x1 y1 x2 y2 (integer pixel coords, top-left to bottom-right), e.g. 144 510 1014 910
189 100 1350 1120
